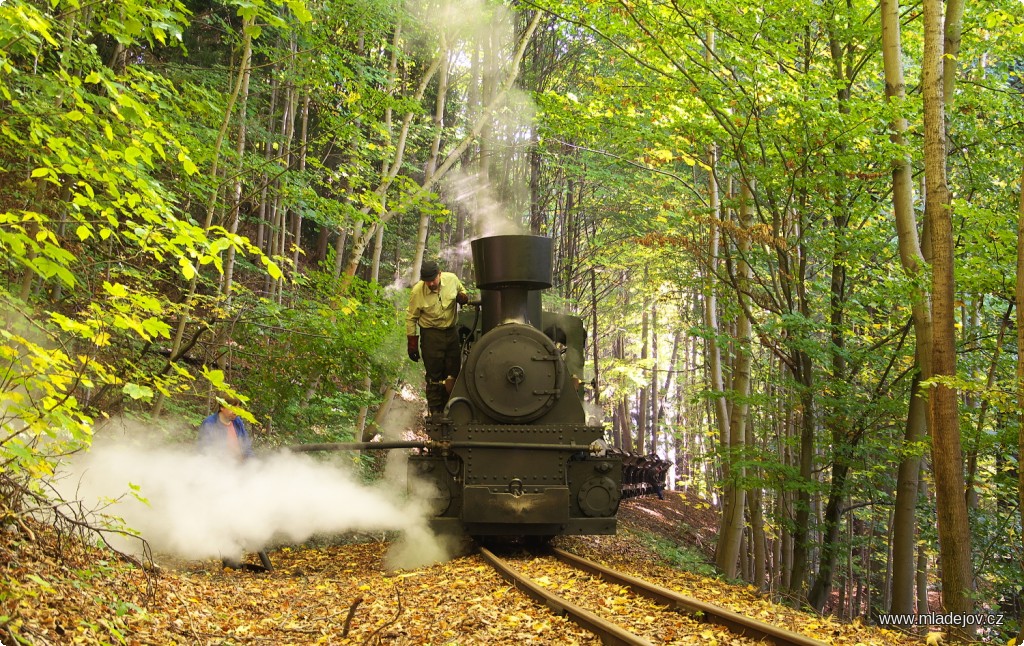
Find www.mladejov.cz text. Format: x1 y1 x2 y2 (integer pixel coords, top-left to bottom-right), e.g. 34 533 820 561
876 612 1004 628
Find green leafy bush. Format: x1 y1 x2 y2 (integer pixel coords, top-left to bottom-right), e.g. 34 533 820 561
228 273 404 445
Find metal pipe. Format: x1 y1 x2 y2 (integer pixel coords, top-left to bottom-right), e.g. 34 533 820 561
285 440 600 454
451 441 593 452
286 441 430 453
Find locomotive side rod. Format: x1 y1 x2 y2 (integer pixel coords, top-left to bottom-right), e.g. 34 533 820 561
478 546 654 646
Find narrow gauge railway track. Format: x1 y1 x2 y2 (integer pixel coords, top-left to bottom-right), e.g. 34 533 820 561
478 546 826 646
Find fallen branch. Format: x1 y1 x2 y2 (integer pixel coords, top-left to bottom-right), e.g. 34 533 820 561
342 596 364 637
362 587 402 646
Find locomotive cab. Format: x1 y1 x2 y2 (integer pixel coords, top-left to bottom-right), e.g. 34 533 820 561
408 235 621 538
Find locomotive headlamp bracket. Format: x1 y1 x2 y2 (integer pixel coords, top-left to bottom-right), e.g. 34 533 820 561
508 478 524 497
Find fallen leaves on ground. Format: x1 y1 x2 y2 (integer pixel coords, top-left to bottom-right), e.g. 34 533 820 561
510 553 765 645
2 494 927 645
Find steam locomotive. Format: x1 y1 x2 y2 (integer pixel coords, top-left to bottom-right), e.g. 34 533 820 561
408 234 622 538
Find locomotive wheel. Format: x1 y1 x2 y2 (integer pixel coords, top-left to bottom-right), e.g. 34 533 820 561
464 323 565 423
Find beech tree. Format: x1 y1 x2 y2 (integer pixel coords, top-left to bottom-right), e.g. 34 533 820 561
922 0 974 624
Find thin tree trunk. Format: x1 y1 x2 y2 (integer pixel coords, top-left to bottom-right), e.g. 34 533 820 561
410 41 451 283
278 44 299 296
943 0 965 103
1015 161 1024 643
591 267 600 405
916 459 932 613
649 300 659 452
344 11 543 276
256 74 280 254
221 24 253 302
153 17 254 416
289 93 310 279
637 291 649 454
964 303 1013 508
746 420 766 589
703 32 731 469
715 179 753 578
881 0 933 615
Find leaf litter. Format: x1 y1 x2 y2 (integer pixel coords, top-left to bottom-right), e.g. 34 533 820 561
2 492 926 645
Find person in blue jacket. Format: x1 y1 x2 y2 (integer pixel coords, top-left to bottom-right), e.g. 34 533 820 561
196 397 270 571
197 397 253 461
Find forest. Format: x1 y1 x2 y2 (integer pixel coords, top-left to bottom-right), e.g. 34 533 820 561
0 0 1022 641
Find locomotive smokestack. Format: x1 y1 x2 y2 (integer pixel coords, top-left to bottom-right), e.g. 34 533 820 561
471 235 552 333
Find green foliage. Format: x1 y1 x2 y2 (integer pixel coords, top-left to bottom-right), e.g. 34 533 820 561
631 529 719 578
528 0 1024 616
0 0 294 503
0 297 96 484
228 274 403 444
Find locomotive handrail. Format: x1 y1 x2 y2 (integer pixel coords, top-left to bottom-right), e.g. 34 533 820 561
444 396 476 422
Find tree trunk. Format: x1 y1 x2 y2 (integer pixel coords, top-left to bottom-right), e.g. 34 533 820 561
257 74 280 255
943 0 965 103
923 0 974 629
637 291 649 454
410 41 451 283
153 17 255 416
808 462 850 611
649 300 659 453
788 350 815 599
1015 161 1024 643
702 32 732 479
221 20 253 302
289 93 310 279
746 419 767 589
964 303 1013 510
880 0 934 615
715 179 753 578
344 12 543 277
591 267 601 405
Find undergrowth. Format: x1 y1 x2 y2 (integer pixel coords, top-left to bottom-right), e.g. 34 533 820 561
631 529 718 578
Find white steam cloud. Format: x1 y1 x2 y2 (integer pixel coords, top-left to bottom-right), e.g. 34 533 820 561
55 440 451 570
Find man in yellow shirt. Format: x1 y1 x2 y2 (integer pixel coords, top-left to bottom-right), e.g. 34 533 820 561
406 259 469 415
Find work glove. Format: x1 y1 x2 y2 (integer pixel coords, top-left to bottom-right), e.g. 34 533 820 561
456 292 468 305
407 335 420 362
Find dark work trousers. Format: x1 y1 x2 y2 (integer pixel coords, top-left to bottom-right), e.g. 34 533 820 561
419 326 460 412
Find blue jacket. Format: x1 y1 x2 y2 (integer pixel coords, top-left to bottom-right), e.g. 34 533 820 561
197 413 254 459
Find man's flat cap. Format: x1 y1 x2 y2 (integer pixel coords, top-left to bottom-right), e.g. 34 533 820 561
420 260 440 281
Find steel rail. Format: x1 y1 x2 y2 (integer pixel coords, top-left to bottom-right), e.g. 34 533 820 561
551 547 827 646
478 546 655 646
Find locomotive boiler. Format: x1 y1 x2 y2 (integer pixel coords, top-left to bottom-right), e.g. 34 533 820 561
408 234 622 538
